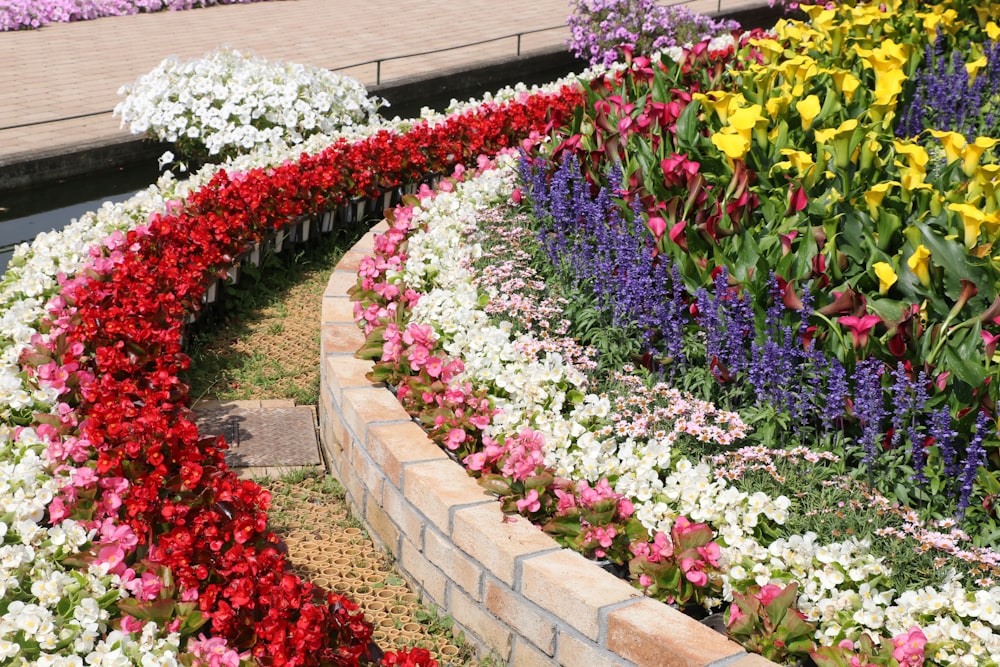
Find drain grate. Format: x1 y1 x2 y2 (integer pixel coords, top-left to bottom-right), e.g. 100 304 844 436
194 403 322 469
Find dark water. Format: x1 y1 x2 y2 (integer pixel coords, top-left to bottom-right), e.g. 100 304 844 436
0 162 161 272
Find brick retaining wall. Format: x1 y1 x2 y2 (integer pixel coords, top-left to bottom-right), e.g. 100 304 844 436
319 220 779 667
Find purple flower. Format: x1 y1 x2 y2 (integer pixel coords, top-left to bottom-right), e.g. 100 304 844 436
958 410 991 519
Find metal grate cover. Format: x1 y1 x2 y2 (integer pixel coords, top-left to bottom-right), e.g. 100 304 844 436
195 405 321 468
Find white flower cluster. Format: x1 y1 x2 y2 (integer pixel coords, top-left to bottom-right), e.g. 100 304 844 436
115 47 382 156
391 158 1000 664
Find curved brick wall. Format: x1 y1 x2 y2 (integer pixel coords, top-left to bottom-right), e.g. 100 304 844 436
318 220 779 667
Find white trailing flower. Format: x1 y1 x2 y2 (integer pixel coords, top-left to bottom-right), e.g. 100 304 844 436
115 47 383 157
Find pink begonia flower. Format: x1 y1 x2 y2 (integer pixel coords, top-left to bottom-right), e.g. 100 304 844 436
516 489 541 514
697 542 721 567
444 428 466 451
649 532 673 562
120 615 143 634
554 488 577 513
639 574 653 588
424 356 444 378
97 544 127 575
892 626 927 666
618 497 634 518
511 188 523 204
47 497 69 522
680 557 707 587
756 583 785 606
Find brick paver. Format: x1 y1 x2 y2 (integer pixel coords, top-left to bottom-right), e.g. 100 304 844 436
1 0 768 170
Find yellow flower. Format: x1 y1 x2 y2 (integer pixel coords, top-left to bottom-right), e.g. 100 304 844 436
857 40 911 106
893 141 929 170
796 95 822 130
775 149 816 176
967 55 989 83
712 130 751 161
814 119 859 170
873 262 898 294
827 69 861 104
814 118 858 145
766 93 793 120
962 136 1000 177
694 91 741 125
864 181 897 217
907 244 932 287
949 202 988 248
928 130 967 163
987 21 1000 42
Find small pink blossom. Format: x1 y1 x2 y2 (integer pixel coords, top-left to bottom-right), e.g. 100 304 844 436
516 489 541 514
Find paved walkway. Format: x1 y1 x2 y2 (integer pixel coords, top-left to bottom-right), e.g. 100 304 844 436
0 0 768 171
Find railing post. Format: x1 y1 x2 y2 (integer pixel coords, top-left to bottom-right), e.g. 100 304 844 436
376 60 381 86
517 33 522 56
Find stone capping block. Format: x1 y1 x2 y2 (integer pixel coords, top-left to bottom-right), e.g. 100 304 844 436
402 459 493 534
606 598 746 667
320 219 782 667
451 503 557 587
366 421 449 487
519 549 640 641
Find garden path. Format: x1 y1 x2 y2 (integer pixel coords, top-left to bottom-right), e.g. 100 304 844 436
0 0 768 172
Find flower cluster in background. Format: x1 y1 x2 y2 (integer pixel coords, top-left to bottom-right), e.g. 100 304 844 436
115 48 383 160
566 0 739 66
0 0 275 31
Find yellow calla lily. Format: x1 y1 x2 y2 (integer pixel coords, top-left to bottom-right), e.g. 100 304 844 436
796 95 822 131
814 119 859 170
873 262 898 294
907 244 932 287
827 69 860 104
712 130 751 162
893 141 929 170
949 202 988 248
987 21 1000 42
967 55 989 83
962 136 1000 177
864 181 897 217
766 94 792 120
778 149 816 174
694 91 740 125
928 130 967 163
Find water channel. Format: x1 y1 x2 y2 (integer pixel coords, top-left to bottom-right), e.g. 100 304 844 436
0 161 161 272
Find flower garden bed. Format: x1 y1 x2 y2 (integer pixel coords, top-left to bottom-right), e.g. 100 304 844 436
8 0 1000 665
319 217 773 667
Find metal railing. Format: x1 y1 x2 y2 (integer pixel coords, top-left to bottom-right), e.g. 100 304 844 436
332 25 567 87
0 25 568 132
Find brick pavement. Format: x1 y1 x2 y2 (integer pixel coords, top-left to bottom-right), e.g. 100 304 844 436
0 0 769 171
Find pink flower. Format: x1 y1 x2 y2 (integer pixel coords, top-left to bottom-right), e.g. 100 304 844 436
444 428 466 451
756 583 784 606
646 216 667 240
892 626 927 666
516 489 541 514
120 615 143 634
680 557 707 587
838 314 881 348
